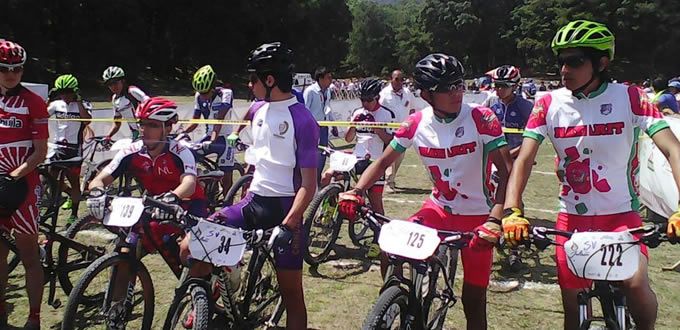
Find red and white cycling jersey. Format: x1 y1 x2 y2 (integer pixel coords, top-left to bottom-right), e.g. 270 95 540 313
524 83 669 215
0 85 49 174
390 105 507 215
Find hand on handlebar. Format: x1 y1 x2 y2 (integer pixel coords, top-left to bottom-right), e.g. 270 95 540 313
338 190 365 221
667 209 680 241
151 192 180 220
470 217 502 250
502 207 530 247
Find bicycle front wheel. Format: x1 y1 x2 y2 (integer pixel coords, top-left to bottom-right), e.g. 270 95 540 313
61 252 155 330
303 184 343 266
165 283 211 330
362 286 411 330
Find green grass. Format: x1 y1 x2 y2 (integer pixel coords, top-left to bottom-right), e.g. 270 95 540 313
5 111 680 329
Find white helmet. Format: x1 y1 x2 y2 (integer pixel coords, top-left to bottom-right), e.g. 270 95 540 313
102 66 125 83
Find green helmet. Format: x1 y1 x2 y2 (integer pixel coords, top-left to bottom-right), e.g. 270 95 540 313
192 65 216 93
54 74 79 92
551 20 615 60
102 66 125 83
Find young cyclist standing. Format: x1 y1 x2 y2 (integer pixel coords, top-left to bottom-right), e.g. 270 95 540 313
185 42 318 330
177 65 237 192
101 66 149 142
47 74 92 225
502 20 680 330
0 39 48 330
339 53 512 330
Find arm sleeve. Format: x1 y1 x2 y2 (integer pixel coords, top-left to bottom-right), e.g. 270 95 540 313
471 107 508 152
389 111 422 153
522 94 551 144
29 96 49 139
294 111 320 169
628 86 669 137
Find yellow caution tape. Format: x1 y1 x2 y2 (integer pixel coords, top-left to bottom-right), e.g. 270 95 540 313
49 117 525 133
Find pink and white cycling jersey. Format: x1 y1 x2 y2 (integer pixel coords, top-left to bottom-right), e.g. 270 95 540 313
390 105 507 215
524 83 669 215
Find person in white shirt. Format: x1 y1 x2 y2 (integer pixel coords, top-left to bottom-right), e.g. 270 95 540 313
379 69 416 191
303 67 337 183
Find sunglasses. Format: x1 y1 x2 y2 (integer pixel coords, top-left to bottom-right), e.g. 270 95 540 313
0 66 23 74
558 54 588 68
139 121 162 129
106 79 122 86
494 83 513 89
360 96 376 102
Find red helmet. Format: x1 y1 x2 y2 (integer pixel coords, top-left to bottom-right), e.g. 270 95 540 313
135 97 178 123
0 40 27 68
487 65 521 85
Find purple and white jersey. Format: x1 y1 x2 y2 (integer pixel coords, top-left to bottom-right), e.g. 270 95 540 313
246 97 319 197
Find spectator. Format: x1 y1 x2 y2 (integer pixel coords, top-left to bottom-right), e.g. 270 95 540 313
651 76 679 114
303 66 337 183
379 69 416 192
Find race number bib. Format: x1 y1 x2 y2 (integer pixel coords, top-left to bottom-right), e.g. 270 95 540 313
378 220 441 260
329 151 358 172
189 220 247 267
104 197 145 227
564 231 640 281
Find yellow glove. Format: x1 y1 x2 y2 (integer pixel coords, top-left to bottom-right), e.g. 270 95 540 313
667 209 680 238
502 207 530 247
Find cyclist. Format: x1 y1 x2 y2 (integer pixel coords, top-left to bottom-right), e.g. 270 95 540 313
484 65 533 159
0 40 47 330
87 97 208 315
176 65 237 192
47 74 92 225
101 65 150 142
502 20 680 330
321 78 395 217
185 42 318 330
339 53 512 330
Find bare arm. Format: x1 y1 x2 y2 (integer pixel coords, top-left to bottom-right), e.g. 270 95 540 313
172 174 197 199
78 102 92 120
489 146 513 219
650 128 680 204
503 138 541 209
345 127 356 143
88 171 116 190
210 109 228 141
373 128 392 144
509 146 521 159
106 119 122 138
10 138 47 179
282 168 317 229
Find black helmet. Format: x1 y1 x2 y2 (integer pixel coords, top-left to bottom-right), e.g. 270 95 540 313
247 42 294 74
414 53 465 92
0 175 28 217
359 78 382 99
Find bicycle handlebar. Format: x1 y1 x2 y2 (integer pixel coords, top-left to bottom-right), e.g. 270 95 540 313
526 224 670 251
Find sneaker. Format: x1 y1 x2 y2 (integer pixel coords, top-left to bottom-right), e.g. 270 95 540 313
366 243 381 259
60 198 73 210
66 215 78 226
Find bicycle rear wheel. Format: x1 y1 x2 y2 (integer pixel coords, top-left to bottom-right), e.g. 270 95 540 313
57 215 117 295
223 174 253 207
61 252 155 330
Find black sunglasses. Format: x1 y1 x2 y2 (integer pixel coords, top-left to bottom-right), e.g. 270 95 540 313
0 66 23 73
360 96 376 102
558 54 588 68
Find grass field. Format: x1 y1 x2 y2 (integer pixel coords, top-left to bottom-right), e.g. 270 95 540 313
5 98 680 329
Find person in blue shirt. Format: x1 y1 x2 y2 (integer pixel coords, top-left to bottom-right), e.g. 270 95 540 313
483 65 533 158
303 66 337 183
652 76 679 114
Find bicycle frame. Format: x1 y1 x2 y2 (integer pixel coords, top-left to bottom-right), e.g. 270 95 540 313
361 208 467 329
